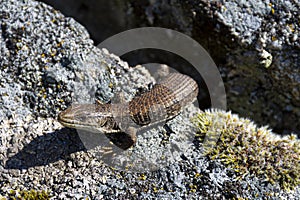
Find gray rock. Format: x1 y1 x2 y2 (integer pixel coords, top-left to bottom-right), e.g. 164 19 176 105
39 0 300 136
0 0 299 199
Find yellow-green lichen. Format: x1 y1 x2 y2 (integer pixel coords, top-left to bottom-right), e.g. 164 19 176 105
192 109 300 190
8 189 50 200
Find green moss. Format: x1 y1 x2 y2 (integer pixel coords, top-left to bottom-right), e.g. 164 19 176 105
192 109 300 190
8 189 50 200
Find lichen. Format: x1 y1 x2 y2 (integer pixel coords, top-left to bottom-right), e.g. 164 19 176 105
192 109 300 190
8 189 50 200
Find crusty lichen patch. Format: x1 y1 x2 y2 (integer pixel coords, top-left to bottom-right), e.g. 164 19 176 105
192 109 300 190
8 189 50 200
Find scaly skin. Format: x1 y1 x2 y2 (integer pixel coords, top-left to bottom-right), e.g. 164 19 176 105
58 73 198 149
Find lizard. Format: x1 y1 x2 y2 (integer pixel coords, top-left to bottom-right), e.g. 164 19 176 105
58 72 198 150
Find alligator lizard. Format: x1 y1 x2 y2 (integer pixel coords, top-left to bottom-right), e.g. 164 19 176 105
58 73 198 149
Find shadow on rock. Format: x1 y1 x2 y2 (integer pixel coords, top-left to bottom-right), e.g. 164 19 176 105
5 128 85 169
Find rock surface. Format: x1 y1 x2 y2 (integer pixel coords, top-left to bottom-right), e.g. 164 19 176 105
40 0 300 136
129 0 300 136
0 0 299 199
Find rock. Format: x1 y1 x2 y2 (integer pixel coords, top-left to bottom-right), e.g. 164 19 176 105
0 0 299 199
41 0 300 135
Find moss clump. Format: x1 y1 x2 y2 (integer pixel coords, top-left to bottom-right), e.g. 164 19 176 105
8 189 50 200
192 109 300 190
